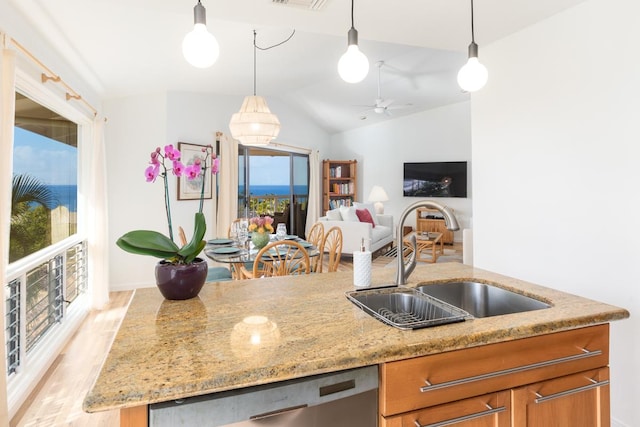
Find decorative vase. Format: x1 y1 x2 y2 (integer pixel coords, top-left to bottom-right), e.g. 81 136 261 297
251 231 271 249
155 257 208 300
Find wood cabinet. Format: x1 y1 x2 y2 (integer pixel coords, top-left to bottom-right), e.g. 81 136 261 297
379 325 610 427
322 159 357 214
512 367 610 427
416 208 454 244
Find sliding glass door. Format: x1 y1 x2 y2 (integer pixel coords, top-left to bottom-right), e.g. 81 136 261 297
238 147 309 237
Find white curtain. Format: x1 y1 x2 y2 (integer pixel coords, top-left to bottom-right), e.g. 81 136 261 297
87 116 110 309
216 133 239 238
0 44 16 426
305 149 320 237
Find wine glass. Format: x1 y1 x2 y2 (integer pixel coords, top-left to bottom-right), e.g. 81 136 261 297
237 219 249 250
276 223 287 241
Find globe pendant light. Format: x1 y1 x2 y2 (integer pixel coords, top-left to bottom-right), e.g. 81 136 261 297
457 0 488 92
229 31 281 146
338 0 369 83
182 0 220 69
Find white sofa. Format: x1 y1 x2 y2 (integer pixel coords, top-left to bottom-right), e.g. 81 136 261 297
318 204 394 255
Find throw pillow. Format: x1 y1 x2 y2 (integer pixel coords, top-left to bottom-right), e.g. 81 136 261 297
339 205 359 222
326 208 342 221
353 202 378 225
356 208 375 228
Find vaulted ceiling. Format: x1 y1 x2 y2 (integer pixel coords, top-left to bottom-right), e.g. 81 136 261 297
12 0 586 133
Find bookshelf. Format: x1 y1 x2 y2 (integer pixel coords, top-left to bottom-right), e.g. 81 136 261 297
322 159 357 214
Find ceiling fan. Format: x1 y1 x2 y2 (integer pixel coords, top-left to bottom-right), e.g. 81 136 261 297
359 61 412 119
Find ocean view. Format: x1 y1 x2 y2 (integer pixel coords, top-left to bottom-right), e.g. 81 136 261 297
36 185 308 213
47 185 77 212
246 185 308 196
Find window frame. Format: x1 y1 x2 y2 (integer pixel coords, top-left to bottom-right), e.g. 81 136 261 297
4 63 94 417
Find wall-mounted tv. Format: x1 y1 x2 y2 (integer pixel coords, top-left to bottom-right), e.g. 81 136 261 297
403 161 467 198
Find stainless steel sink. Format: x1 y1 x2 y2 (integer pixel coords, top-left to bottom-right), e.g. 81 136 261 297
345 287 469 330
416 281 550 318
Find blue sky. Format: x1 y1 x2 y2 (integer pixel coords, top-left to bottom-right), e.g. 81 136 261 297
13 127 77 186
249 156 289 185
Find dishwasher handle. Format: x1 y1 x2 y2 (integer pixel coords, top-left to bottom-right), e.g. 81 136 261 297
250 404 308 420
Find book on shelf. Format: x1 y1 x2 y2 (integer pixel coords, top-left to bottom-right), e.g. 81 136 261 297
328 198 353 209
331 182 354 195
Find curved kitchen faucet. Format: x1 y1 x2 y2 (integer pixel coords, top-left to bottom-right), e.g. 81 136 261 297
395 200 460 286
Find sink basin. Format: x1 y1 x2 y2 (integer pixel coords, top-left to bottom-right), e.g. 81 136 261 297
346 287 469 330
416 281 550 318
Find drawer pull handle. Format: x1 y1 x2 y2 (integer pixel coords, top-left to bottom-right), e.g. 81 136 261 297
413 403 506 427
534 378 609 403
420 348 602 392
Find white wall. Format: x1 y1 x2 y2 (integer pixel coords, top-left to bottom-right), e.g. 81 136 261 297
106 92 331 290
329 101 472 240
473 0 639 425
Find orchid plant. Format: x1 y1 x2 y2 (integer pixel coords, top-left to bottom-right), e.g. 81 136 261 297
116 144 219 264
248 215 274 234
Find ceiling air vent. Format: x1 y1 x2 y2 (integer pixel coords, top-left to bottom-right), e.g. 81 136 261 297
272 0 329 11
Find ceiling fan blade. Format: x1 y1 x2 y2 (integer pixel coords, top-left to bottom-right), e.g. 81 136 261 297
379 98 395 108
387 103 413 110
384 109 393 117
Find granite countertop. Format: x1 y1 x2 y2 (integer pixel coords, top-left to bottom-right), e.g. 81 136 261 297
83 263 629 413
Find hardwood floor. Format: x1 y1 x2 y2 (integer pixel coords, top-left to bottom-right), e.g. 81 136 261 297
11 292 133 427
10 242 462 426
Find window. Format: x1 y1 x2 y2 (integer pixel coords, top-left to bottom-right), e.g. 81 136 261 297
5 84 89 414
10 93 78 262
238 147 310 237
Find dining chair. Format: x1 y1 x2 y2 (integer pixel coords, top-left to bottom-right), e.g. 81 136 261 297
178 226 188 246
323 226 343 273
253 240 310 278
306 222 324 273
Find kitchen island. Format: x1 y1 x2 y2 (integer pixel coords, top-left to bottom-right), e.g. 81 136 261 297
83 263 629 426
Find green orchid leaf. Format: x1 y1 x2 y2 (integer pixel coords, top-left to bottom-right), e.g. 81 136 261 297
177 212 207 260
183 240 206 264
117 230 179 259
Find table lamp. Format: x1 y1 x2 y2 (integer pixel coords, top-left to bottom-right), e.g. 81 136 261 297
368 185 389 214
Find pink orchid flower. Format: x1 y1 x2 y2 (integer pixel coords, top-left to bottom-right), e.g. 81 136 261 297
145 164 160 182
150 151 160 165
211 157 219 175
184 164 201 180
172 161 185 176
164 144 181 161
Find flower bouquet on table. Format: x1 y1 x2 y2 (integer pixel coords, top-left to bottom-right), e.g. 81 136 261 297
116 144 219 300
248 215 274 249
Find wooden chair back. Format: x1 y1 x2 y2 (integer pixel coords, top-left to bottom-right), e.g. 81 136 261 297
306 222 325 272
253 240 311 278
323 226 343 273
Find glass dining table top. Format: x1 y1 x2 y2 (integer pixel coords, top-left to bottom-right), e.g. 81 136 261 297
205 236 320 264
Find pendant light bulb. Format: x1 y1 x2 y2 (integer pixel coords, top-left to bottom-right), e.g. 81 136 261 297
338 1 369 84
182 1 219 69
458 0 487 92
457 43 488 92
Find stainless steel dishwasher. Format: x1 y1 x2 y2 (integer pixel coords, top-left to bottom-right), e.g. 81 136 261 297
149 365 378 426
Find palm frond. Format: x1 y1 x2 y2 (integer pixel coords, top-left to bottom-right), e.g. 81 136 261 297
11 174 57 217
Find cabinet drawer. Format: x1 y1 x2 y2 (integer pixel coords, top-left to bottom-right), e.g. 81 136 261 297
512 367 610 427
381 390 510 427
380 325 608 416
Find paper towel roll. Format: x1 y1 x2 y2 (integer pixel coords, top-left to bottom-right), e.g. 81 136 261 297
353 250 372 288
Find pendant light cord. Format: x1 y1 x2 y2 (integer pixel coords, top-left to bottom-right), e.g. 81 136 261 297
470 0 476 43
253 30 257 96
251 29 296 96
351 0 355 29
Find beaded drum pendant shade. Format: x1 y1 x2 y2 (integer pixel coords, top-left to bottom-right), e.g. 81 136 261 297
229 95 280 146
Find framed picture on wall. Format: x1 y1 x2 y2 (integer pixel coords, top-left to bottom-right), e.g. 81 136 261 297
177 142 213 200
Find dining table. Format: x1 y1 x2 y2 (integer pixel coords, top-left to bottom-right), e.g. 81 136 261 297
204 235 320 280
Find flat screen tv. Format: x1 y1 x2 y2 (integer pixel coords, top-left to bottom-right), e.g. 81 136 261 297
403 161 467 198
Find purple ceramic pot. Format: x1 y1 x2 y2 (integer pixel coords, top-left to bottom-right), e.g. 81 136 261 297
155 258 208 300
